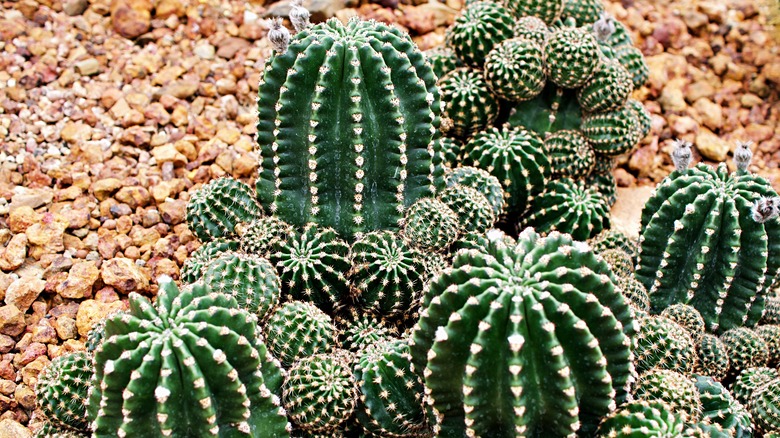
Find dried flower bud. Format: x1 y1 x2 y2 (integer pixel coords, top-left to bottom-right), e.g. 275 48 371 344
752 197 780 223
592 12 616 42
267 18 291 54
671 138 693 171
289 0 311 33
734 140 754 172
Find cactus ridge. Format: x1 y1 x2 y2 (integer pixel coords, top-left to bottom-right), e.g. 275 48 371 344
695 375 753 437
597 400 687 436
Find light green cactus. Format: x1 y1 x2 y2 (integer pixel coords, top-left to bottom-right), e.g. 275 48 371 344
181 238 240 284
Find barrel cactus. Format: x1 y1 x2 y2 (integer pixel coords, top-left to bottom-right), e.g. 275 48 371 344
335 308 398 352
632 369 701 422
694 375 753 437
439 67 500 139
410 228 635 437
181 238 240 284
402 198 460 252
186 177 263 242
616 275 650 312
633 315 696 375
203 251 281 320
695 333 730 381
483 37 546 102
423 46 462 80
445 1 514 66
87 278 290 437
747 375 780 433
239 216 293 257
660 304 706 343
543 26 601 89
596 401 688 437
256 17 443 241
721 327 769 375
438 185 496 233
762 295 780 324
263 301 336 367
756 324 780 365
545 129 595 180
36 352 92 434
444 166 505 217
589 229 637 260
732 367 778 406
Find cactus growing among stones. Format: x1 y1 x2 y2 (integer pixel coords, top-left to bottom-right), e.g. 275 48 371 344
186 177 263 242
694 375 753 437
636 141 780 333
410 228 636 437
203 251 281 321
634 315 697 375
439 67 500 139
402 198 460 253
695 334 731 381
263 300 336 367
88 278 290 437
36 352 92 434
632 369 702 422
445 1 515 66
721 327 770 375
255 17 443 241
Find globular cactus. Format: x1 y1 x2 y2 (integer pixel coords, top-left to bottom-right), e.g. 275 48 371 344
614 45 650 89
748 376 780 433
437 136 463 168
256 17 443 241
270 224 350 312
637 146 780 333
465 126 550 216
633 315 696 375
632 369 701 422
439 68 500 139
88 278 290 437
483 38 546 102
34 422 88 438
626 98 651 141
577 59 633 113
335 307 398 352
181 238 240 284
545 130 595 180
444 166 505 217
520 178 611 240
616 275 650 312
239 216 293 257
543 26 601 89
732 367 778 406
694 375 753 437
263 300 336 367
721 327 769 375
203 251 281 320
512 15 549 44
438 185 496 234
186 177 263 242
354 340 433 437
596 401 688 437
36 352 92 433
503 0 563 25
282 350 357 433
410 228 635 437
761 295 780 324
349 231 429 317
451 229 516 256
423 46 462 80
562 0 604 25
402 198 460 252
589 229 637 260
660 304 705 343
581 103 640 156
587 171 618 208
695 334 731 382
599 248 634 279
756 324 780 366
445 1 514 66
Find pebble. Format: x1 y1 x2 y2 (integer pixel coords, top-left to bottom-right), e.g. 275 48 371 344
0 306 25 338
74 58 100 76
0 235 28 273
696 127 731 161
101 258 149 294
55 261 100 299
75 300 125 337
0 419 31 438
3 277 45 314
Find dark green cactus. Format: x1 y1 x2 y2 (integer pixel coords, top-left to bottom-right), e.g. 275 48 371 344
354 340 433 437
748 376 780 433
634 315 696 375
349 231 429 317
438 185 496 234
465 126 550 216
637 156 780 333
203 251 280 320
445 1 515 66
695 334 731 381
483 38 546 102
451 229 516 255
577 58 633 113
256 17 443 241
762 295 780 324
181 238 240 284
439 68 500 139
270 224 350 312
581 103 640 156
661 304 706 343
616 275 650 312
402 198 460 252
732 367 778 406
756 324 780 366
503 0 563 24
721 327 769 375
545 129 595 180
694 375 753 437
599 248 635 279
239 216 293 257
263 300 336 367
614 45 650 89
437 136 463 168
444 166 505 217
626 98 651 141
562 0 604 25
282 350 357 433
588 229 637 260
596 401 688 437
423 46 463 80
543 26 601 89
335 307 398 352
186 177 263 242
88 278 289 437
512 15 549 44
36 352 92 433
410 228 636 437
632 369 701 422
520 178 611 240
587 155 618 206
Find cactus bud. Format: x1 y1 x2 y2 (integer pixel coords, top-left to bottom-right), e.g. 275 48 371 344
753 196 780 223
289 0 311 32
267 18 290 54
671 138 692 171
734 140 754 172
592 12 616 42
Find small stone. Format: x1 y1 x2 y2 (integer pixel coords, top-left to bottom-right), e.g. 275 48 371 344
111 0 152 39
74 58 100 76
9 188 53 211
194 43 216 60
158 200 186 225
75 299 125 337
60 121 92 144
101 258 149 294
152 144 187 166
0 234 27 272
13 385 35 411
115 186 151 209
741 93 764 108
54 316 78 340
659 82 687 112
216 128 241 145
92 178 123 201
685 80 715 102
0 336 13 354
692 98 723 130
56 261 99 299
0 380 15 396
26 214 68 255
4 277 45 313
764 62 780 84
161 80 199 99
0 305 25 337
8 206 40 234
696 128 730 162
0 419 31 438
216 37 251 59
63 0 89 15
30 320 57 344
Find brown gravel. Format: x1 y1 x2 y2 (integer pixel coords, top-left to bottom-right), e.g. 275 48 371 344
0 0 777 433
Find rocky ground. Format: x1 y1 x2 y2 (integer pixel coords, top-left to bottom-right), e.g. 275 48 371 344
0 0 777 434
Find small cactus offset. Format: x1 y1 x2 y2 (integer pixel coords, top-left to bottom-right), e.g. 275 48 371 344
203 251 281 320
180 238 240 284
633 315 697 375
748 376 780 433
438 68 500 139
588 229 638 260
732 367 779 406
502 0 563 25
438 185 497 234
186 177 263 242
263 300 336 367
512 15 549 44
761 295 780 324
596 401 689 437
543 26 601 89
239 216 293 257
36 352 93 434
444 166 505 217
545 129 595 180
755 324 780 366
660 304 706 343
562 0 604 25
581 103 641 156
423 46 462 80
483 37 546 102
34 422 88 438
402 198 460 253
695 333 731 381
445 1 515 66
576 58 633 113
599 248 634 279
87 278 290 437
632 369 702 423
721 327 770 375
616 275 650 312
334 307 398 352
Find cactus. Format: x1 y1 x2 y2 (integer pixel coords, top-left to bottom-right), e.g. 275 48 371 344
451 229 516 255
410 228 636 437
270 224 350 312
439 68 500 139
354 340 433 437
445 1 515 66
88 278 290 437
181 238 240 284
694 375 753 437
503 0 563 25
335 307 398 352
239 216 293 257
721 327 769 375
444 166 505 217
581 103 641 156
349 231 429 317
282 350 357 432
695 334 731 381
543 26 601 89
626 98 651 141
596 401 688 437
756 324 780 366
616 275 650 312
263 300 336 367
636 151 780 333
632 369 701 422
762 295 780 324
203 251 281 321
747 375 780 433
438 185 496 234
577 59 633 113
599 248 635 279
586 170 618 208
589 229 637 260
402 198 460 252
545 129 595 180
437 136 463 168
256 17 443 241
36 352 92 433
423 46 462 80
634 315 696 375
520 178 611 240
562 0 604 25
483 38 546 102
34 422 88 438
732 367 778 406
512 15 549 44
186 177 263 242
614 45 650 89
465 126 550 216
660 304 706 343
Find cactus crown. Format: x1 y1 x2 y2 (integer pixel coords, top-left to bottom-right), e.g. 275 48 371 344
267 17 291 53
670 138 693 171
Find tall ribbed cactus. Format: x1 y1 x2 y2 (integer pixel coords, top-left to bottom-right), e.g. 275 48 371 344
87 278 290 437
256 17 443 241
636 144 780 333
410 228 635 437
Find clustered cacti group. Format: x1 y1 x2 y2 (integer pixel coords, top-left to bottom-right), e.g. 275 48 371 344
31 1 780 437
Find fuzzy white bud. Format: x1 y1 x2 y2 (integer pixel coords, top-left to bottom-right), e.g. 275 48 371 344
266 18 291 54
289 0 311 33
734 140 754 172
752 197 780 223
671 138 692 171
592 12 616 42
